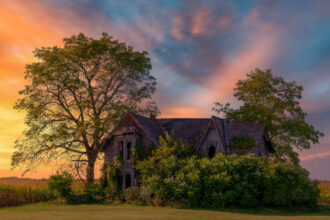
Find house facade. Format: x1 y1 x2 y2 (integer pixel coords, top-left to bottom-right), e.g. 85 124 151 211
101 113 274 190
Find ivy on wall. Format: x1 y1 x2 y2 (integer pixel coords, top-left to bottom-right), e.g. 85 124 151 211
228 136 256 150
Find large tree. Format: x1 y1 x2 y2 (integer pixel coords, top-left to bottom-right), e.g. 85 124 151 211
213 68 323 165
12 33 159 183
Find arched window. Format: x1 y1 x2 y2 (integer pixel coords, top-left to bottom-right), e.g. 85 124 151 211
208 146 216 159
125 174 131 189
126 142 131 160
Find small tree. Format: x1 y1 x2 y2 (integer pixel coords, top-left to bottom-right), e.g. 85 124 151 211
213 68 323 164
12 33 159 183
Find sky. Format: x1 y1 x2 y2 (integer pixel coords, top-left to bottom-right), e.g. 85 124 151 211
0 0 329 180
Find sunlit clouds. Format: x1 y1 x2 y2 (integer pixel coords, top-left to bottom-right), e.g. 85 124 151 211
0 0 329 179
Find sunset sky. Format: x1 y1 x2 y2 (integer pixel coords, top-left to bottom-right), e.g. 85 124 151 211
0 0 329 180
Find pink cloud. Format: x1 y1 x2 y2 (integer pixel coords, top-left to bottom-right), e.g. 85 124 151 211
191 8 210 35
300 151 330 161
206 11 282 102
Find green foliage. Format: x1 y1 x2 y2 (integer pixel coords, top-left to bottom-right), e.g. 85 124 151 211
132 143 156 162
100 158 122 191
228 136 256 150
83 183 104 203
136 132 195 187
124 187 144 204
213 68 323 164
48 171 73 201
137 150 319 209
12 33 159 182
262 163 319 209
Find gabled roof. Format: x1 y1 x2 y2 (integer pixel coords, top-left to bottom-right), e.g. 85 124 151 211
129 113 162 146
101 113 274 153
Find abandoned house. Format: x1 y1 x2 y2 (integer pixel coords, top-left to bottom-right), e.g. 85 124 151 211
101 113 274 190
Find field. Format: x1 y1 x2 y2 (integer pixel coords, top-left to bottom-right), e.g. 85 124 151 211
1 178 330 219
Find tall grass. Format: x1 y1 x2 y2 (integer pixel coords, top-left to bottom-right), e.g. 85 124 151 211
0 177 86 207
0 184 55 207
318 181 330 205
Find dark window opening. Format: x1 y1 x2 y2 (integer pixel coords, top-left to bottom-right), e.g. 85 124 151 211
118 175 122 190
125 174 131 189
208 146 216 159
126 142 131 160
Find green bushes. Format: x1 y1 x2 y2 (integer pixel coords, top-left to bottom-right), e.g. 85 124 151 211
48 171 73 201
137 153 319 209
48 172 103 204
262 163 319 208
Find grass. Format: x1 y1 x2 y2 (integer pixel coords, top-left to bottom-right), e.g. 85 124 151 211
0 203 330 220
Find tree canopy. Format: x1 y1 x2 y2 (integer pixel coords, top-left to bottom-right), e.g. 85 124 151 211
213 68 323 164
12 33 159 182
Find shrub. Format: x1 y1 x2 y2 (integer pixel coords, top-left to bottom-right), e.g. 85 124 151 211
137 151 319 209
262 163 319 209
83 183 104 203
124 187 143 204
48 171 73 202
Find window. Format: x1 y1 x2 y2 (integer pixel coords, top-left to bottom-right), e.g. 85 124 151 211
126 142 131 160
208 146 216 159
125 174 131 189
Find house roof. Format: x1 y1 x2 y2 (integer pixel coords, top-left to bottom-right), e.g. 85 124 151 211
158 118 210 145
100 113 275 152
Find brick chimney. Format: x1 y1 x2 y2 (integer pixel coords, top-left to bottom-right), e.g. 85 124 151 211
149 113 156 121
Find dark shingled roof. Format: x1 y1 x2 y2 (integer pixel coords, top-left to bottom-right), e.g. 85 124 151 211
158 118 210 145
129 113 163 145
102 114 274 152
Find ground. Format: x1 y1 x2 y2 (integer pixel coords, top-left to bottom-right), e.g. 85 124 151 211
1 203 330 220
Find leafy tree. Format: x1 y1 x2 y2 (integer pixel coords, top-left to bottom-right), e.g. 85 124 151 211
12 33 158 183
213 68 323 164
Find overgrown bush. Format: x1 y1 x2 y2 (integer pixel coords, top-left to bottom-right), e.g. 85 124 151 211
83 183 104 203
262 163 319 209
124 187 143 204
48 171 73 202
137 144 319 209
48 171 105 204
100 158 122 190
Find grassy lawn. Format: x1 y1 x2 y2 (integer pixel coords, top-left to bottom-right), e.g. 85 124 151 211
1 203 330 220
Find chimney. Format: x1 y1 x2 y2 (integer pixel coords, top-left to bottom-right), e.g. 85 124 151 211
149 113 156 121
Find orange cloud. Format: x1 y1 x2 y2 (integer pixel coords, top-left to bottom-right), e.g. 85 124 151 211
161 106 207 118
191 8 210 35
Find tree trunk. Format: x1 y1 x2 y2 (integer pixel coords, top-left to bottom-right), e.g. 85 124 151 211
86 159 95 183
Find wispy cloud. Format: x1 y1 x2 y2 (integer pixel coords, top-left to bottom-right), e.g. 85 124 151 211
0 0 329 178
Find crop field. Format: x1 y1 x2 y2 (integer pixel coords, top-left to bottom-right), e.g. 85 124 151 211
0 177 86 207
319 181 330 206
